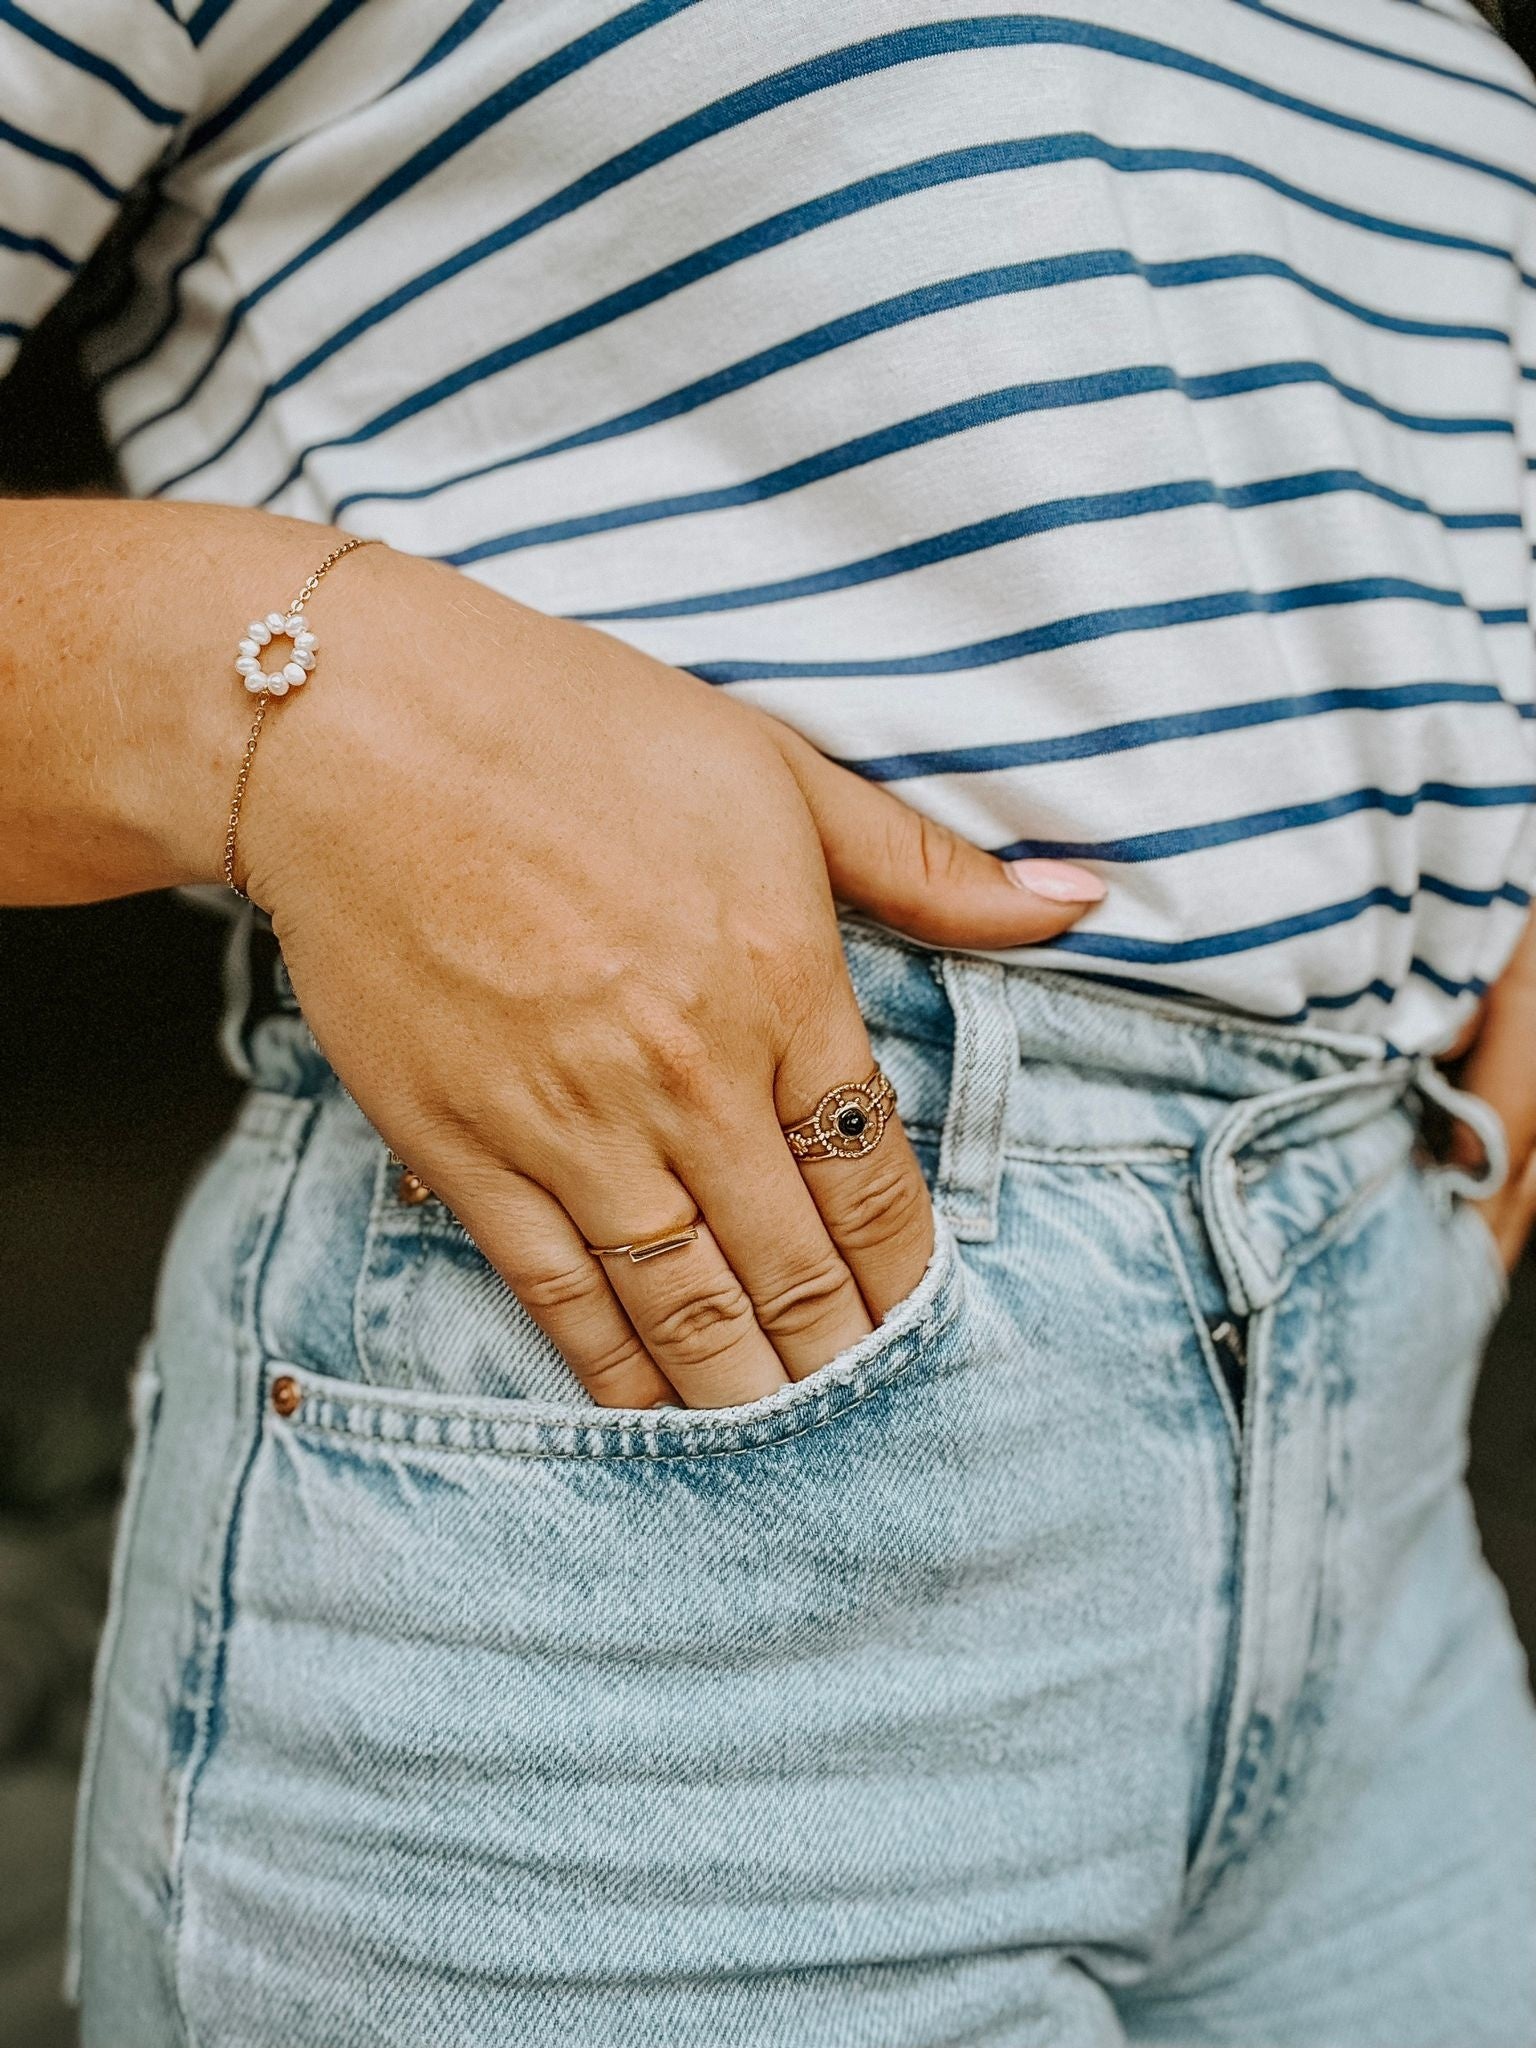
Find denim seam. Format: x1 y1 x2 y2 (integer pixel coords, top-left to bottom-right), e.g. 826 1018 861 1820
936 956 1013 1241
1005 1141 1192 1165
266 1274 968 1464
1112 1166 1242 1456
167 1095 318 2048
1110 1167 1245 1883
1268 1149 1409 1292
65 1346 163 2007
1183 1303 1281 1917
349 1142 397 1387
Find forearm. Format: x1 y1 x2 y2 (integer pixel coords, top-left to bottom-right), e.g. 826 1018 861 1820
0 497 357 904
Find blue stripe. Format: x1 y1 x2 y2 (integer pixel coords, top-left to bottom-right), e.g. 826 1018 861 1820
185 0 239 47
1225 0 1536 109
0 3 183 126
1061 964 1401 1022
443 369 1509 574
396 0 504 84
131 12 1532 483
993 781 1536 866
684 575 1482 685
1443 509 1524 529
1521 364 1536 381
1420 874 1533 909
574 472 1522 624
1480 606 1532 626
186 0 372 155
0 219 75 272
98 157 268 387
99 0 520 390
330 242 1514 523
843 682 1516 783
0 318 25 342
1046 880 1419 967
1410 955 1489 998
0 114 121 203
123 0 702 456
1302 979 1400 1014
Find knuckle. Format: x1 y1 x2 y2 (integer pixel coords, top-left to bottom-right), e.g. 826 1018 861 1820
578 1337 659 1404
830 1156 930 1254
647 1277 757 1366
514 1256 608 1318
911 811 963 896
752 1254 859 1340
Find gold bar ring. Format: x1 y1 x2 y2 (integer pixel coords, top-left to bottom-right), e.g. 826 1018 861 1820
585 1222 701 1264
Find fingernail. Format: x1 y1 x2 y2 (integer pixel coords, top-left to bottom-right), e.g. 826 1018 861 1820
1005 858 1107 904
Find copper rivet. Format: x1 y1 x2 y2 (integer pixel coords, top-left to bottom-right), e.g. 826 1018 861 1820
270 1374 302 1418
396 1168 432 1207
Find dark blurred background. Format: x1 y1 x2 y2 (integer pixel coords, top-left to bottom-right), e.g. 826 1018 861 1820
3 6 1536 2042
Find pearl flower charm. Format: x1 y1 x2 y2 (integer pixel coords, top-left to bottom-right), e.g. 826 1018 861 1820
234 609 320 696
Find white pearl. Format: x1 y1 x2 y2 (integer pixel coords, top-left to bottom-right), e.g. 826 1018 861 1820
284 613 306 636
265 611 287 633
282 661 306 686
293 648 316 670
235 656 261 675
243 674 267 695
248 621 271 646
237 638 260 660
267 674 290 696
293 632 318 652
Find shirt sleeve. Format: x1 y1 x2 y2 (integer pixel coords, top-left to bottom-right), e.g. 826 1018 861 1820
0 1 196 378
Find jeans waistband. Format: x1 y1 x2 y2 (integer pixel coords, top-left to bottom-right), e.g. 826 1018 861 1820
221 906 1503 1315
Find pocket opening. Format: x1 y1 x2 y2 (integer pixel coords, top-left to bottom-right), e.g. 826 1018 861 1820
264 1218 966 1463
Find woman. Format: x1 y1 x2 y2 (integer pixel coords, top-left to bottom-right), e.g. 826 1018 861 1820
3 2 1535 2042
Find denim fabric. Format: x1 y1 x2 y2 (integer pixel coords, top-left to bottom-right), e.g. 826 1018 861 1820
70 922 1536 2047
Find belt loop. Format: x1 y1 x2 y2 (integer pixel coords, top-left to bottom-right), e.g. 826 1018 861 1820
935 955 1016 1242
1414 1057 1510 1202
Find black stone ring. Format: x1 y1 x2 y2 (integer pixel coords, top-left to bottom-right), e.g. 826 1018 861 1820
783 1068 897 1162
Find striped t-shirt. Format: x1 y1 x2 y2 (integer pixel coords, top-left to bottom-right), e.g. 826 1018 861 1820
5 0 1536 1053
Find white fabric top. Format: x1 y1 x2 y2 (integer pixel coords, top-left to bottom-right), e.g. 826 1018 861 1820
4 0 1535 1051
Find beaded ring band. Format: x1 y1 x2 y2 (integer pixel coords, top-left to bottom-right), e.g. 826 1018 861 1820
222 535 379 896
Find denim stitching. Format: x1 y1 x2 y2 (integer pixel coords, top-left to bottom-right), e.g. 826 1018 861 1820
268 1260 967 1464
167 1096 318 2048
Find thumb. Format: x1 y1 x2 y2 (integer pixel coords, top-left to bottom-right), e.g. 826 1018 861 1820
769 721 1107 948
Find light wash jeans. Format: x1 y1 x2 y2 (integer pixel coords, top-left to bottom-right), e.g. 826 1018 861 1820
70 920 1536 2047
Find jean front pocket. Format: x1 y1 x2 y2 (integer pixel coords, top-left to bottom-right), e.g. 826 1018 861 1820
276 1212 966 1462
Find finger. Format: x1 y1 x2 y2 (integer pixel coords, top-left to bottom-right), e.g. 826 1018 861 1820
433 1165 675 1410
776 1010 935 1324
682 1108 876 1380
565 1168 790 1409
766 719 1107 947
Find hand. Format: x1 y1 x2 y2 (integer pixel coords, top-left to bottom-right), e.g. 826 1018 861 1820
1449 908 1536 1275
243 549 1106 1409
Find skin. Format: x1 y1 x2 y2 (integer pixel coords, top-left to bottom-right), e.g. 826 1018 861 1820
2 498 1530 1408
1456 909 1536 1271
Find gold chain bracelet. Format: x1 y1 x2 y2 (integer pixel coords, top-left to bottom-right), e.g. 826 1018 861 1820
222 534 379 897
